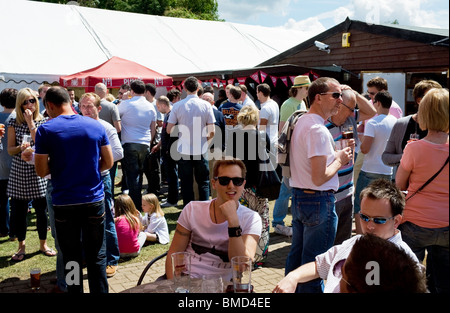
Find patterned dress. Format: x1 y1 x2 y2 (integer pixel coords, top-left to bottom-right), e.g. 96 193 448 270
7 118 48 200
240 187 270 268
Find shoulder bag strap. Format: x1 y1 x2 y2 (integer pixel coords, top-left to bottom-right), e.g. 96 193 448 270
406 156 449 202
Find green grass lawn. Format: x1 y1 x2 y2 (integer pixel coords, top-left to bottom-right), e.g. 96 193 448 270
0 204 182 283
0 172 290 285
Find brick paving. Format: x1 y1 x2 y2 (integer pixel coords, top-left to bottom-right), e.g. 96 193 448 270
0 232 291 293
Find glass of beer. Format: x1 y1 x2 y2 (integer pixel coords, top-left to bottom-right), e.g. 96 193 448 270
30 268 41 291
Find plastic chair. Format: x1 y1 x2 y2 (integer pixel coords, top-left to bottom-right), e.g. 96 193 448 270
136 251 168 286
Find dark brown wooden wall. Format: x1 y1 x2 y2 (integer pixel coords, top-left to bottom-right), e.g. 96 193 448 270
273 30 449 73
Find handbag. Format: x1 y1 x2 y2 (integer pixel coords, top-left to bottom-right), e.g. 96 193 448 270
255 131 281 200
405 156 449 202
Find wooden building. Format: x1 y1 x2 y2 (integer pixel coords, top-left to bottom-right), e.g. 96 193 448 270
259 17 449 115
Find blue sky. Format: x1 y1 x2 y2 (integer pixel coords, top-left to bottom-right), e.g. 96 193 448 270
217 0 449 32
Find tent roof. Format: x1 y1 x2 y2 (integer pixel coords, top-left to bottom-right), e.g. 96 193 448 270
0 0 315 87
60 56 173 90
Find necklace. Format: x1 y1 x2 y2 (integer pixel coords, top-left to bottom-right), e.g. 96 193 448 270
211 199 218 224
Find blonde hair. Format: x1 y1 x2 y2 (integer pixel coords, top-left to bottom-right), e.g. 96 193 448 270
418 88 449 132
142 193 164 217
237 105 259 127
15 88 43 125
114 194 141 231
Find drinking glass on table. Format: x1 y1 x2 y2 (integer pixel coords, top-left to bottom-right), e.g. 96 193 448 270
201 274 224 293
171 252 191 293
231 256 252 293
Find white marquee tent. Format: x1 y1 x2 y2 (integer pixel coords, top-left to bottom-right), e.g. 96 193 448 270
0 0 317 91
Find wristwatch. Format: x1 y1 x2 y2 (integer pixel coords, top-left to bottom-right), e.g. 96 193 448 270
228 226 242 238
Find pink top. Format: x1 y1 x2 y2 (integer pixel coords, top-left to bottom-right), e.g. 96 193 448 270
115 216 140 253
400 139 449 228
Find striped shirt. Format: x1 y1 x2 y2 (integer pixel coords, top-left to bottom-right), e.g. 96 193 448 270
325 115 358 202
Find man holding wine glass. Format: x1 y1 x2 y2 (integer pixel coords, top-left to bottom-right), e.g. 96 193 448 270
325 86 376 245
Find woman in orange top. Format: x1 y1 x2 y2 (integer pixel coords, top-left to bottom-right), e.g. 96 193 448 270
396 88 449 293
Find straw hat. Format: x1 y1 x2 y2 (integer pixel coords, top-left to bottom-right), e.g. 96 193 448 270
292 75 311 88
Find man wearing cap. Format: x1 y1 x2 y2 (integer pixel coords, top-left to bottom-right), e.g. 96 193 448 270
272 76 311 237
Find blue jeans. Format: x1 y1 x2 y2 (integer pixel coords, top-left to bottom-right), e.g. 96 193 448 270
399 222 449 293
354 171 391 214
122 143 150 211
178 154 210 205
272 177 292 227
162 153 179 204
46 181 66 292
54 200 108 293
102 174 120 266
285 188 337 293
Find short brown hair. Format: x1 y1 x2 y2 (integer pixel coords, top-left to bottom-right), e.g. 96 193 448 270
367 77 388 91
412 80 442 104
212 158 246 179
359 178 405 216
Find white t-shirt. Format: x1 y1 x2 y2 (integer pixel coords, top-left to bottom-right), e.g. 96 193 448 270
177 200 262 281
118 96 157 146
289 113 339 191
362 114 397 175
167 95 216 155
141 212 170 245
259 99 279 146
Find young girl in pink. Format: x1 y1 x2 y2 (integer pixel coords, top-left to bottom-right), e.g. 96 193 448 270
114 194 146 258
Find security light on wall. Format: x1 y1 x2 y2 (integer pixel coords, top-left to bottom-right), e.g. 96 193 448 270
314 41 331 54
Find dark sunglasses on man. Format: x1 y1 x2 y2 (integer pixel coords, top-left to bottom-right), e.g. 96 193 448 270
320 92 342 99
359 212 394 225
214 176 245 186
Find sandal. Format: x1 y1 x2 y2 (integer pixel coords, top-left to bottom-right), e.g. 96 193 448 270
11 252 25 262
40 248 57 257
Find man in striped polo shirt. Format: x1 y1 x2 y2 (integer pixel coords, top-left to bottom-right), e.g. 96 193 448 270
325 86 375 244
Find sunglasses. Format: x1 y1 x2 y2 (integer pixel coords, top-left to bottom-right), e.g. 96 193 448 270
367 91 377 96
214 176 245 186
320 92 342 99
341 102 355 113
23 98 36 106
359 212 394 225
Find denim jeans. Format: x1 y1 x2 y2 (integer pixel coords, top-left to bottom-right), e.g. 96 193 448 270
162 153 179 204
354 170 391 214
54 200 108 293
178 154 210 205
285 188 337 293
399 221 449 293
272 177 292 228
122 143 150 211
102 174 120 266
46 181 66 292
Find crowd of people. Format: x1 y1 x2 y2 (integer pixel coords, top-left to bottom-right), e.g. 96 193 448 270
0 74 447 294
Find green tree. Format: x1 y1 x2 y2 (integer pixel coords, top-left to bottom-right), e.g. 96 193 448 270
32 0 221 21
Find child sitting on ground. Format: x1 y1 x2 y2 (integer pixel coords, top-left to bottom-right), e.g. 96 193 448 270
114 194 146 258
141 193 170 245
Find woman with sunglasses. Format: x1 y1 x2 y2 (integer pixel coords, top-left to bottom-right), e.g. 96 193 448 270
396 88 449 294
7 88 55 261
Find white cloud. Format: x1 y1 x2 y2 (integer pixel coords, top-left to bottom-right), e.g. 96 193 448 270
217 0 294 23
350 0 449 28
217 0 448 30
